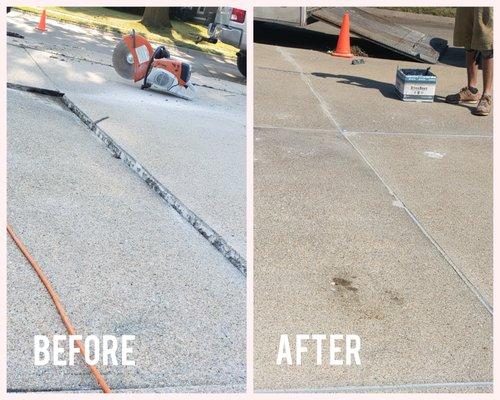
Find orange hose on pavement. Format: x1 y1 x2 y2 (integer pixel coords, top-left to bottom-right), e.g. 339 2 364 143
7 224 111 393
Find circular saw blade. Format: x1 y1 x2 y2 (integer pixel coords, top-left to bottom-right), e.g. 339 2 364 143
112 39 135 80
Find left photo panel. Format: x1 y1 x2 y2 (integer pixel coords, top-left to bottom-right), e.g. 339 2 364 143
6 6 246 393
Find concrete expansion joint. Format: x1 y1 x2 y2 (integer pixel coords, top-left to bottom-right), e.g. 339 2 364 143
259 380 493 393
7 82 247 277
8 41 113 68
277 47 492 315
344 130 493 139
8 42 242 96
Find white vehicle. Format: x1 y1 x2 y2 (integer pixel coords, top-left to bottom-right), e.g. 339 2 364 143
207 7 247 76
254 7 309 27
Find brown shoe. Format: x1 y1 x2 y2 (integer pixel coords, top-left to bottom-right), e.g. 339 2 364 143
445 87 481 104
473 94 492 116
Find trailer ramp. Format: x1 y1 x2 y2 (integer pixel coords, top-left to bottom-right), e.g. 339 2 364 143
311 7 448 64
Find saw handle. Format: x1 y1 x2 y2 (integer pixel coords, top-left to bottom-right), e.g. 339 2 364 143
141 46 170 90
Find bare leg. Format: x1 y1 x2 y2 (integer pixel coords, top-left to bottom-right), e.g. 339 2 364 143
466 50 479 88
482 56 493 95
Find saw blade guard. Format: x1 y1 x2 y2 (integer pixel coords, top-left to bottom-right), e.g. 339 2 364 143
112 33 154 82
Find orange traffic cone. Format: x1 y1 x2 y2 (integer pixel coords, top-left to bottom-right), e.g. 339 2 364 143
35 9 47 32
332 12 353 58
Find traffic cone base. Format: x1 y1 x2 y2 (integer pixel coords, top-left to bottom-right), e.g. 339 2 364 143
332 51 353 58
36 9 47 32
332 12 353 58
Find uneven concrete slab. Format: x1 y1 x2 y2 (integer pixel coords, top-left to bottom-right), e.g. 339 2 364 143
9 42 246 257
254 126 492 391
8 88 245 392
255 44 492 135
346 132 493 304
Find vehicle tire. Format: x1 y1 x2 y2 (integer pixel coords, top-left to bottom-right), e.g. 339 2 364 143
237 52 246 77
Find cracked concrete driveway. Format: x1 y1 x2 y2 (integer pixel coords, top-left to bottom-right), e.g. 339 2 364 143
253 17 492 393
7 10 246 393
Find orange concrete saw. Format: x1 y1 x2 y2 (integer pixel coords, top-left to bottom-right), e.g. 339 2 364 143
112 30 196 100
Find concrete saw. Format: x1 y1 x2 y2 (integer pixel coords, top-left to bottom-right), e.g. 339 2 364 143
112 31 196 100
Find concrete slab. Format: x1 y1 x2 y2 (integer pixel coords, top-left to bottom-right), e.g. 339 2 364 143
253 41 492 392
7 237 98 391
346 133 492 304
253 43 297 71
253 126 492 391
8 88 245 392
7 45 56 89
254 67 332 130
9 41 246 257
255 44 492 135
7 9 244 84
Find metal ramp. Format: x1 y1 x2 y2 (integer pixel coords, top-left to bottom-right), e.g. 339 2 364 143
311 7 448 63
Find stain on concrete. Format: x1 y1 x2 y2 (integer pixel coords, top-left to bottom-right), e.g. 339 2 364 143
331 277 358 292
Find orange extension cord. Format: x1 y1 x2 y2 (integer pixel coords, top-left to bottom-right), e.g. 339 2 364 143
7 224 111 393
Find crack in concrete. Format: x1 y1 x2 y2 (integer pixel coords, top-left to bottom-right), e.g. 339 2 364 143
7 82 247 276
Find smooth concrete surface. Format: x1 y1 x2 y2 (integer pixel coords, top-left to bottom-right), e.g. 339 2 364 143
7 12 246 257
7 88 245 392
256 45 492 136
345 132 493 303
255 67 333 131
254 42 492 392
254 127 492 392
6 45 56 89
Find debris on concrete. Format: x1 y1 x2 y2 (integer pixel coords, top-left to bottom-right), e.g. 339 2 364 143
351 58 365 65
7 31 24 39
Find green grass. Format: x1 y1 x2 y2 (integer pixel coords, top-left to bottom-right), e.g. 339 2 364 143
382 7 456 18
14 6 238 58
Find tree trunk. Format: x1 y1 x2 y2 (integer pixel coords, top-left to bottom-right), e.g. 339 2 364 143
141 7 171 28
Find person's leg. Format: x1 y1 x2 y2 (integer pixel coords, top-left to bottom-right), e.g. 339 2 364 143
465 49 479 89
474 51 493 116
471 7 493 115
445 50 481 103
482 54 493 95
446 8 481 104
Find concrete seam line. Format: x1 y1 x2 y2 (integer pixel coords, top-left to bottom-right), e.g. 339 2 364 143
344 130 493 139
7 82 63 97
8 43 244 96
8 42 113 68
59 95 247 276
255 125 492 138
342 130 493 315
277 47 492 314
8 382 246 393
257 381 493 393
254 124 337 133
22 46 60 90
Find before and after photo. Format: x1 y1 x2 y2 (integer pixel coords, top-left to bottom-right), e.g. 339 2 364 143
4 4 494 396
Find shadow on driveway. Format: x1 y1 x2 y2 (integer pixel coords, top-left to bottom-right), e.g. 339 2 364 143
311 71 478 114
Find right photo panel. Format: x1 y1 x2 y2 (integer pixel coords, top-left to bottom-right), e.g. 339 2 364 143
253 6 493 393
